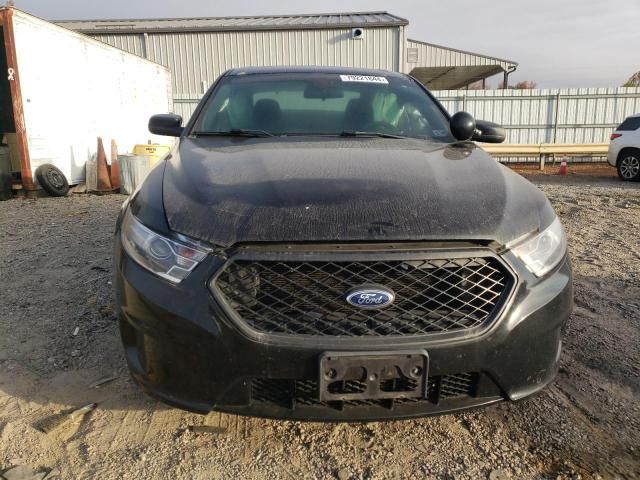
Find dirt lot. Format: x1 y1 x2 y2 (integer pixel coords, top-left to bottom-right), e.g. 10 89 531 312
0 170 639 479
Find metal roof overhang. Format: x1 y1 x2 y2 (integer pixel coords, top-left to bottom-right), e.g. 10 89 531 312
406 39 517 89
410 65 506 90
55 11 409 34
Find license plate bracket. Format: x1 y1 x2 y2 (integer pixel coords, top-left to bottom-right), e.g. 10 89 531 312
318 351 429 402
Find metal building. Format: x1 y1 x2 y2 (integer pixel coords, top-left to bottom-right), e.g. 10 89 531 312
58 11 517 119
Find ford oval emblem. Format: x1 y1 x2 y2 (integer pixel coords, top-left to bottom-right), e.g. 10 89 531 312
345 286 395 309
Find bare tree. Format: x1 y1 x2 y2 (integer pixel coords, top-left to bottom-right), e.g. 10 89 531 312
622 71 640 87
467 80 485 90
498 80 537 89
514 80 537 89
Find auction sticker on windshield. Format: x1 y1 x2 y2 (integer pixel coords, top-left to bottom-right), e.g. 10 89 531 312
340 75 389 84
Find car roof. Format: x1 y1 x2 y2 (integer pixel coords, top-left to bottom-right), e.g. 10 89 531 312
225 65 407 79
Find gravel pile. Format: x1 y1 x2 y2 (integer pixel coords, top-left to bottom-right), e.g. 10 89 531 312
0 176 638 479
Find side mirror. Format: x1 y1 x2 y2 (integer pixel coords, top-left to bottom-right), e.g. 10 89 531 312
450 112 476 141
473 120 506 143
149 114 183 137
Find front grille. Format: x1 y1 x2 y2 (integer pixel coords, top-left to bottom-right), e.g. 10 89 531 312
251 373 476 410
214 253 513 338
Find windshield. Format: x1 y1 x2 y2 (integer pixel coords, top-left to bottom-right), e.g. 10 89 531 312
192 72 454 141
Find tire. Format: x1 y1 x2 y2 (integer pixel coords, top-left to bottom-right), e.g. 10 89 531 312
35 163 69 196
617 150 640 181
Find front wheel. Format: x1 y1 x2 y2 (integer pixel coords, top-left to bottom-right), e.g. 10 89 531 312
617 151 640 181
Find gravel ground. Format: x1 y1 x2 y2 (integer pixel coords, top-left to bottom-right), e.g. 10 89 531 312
0 172 638 479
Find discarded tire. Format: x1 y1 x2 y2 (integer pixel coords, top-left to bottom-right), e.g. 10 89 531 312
35 163 69 197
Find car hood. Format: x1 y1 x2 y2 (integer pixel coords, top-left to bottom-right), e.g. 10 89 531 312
162 137 555 247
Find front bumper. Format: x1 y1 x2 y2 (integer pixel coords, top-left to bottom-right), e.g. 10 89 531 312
114 235 573 421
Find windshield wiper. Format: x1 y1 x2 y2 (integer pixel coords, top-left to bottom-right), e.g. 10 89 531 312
192 128 274 137
339 130 407 139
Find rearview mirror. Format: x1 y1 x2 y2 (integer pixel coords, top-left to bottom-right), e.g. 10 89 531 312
149 113 183 137
450 112 476 141
304 85 344 99
473 120 506 144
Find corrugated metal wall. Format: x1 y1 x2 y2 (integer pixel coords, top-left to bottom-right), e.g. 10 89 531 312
84 32 640 143
433 88 640 144
93 33 146 57
93 27 401 120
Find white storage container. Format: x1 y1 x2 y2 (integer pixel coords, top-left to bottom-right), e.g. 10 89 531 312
0 7 173 191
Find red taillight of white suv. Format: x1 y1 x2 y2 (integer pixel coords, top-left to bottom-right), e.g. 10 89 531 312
610 133 623 140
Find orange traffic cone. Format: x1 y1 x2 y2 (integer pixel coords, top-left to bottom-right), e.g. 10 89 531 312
558 158 568 175
96 137 113 192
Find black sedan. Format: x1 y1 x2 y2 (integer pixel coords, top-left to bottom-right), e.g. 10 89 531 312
114 67 572 421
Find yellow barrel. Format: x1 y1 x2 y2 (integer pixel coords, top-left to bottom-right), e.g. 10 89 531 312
132 144 171 166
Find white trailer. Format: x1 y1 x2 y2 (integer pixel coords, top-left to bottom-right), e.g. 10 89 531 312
0 7 172 191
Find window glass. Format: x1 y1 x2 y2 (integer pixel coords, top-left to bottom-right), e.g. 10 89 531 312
254 88 360 111
617 117 640 131
194 72 453 141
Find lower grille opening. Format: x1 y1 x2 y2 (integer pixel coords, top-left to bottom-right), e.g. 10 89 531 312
380 377 419 393
328 380 367 395
440 372 477 398
251 373 479 410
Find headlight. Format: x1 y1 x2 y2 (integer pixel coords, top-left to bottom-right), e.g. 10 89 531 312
510 217 567 277
121 209 209 283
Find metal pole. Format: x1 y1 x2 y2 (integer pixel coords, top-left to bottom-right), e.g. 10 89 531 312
552 92 561 143
141 32 149 59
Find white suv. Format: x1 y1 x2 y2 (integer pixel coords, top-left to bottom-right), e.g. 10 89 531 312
608 114 640 181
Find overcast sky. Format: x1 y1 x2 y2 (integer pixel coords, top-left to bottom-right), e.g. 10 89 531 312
16 0 640 88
